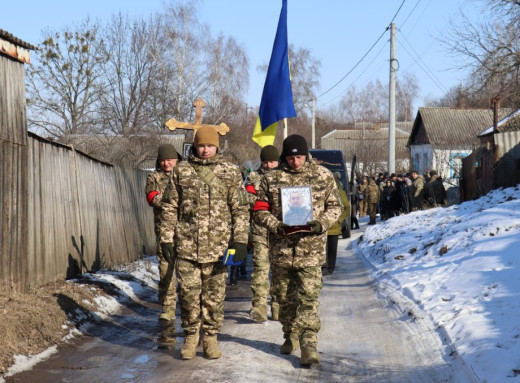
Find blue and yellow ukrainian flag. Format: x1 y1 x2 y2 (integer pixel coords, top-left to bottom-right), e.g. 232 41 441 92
252 0 297 147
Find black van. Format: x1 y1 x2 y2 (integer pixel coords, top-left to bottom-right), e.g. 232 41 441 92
309 149 351 238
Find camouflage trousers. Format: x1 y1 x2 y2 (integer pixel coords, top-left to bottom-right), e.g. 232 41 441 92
273 265 323 349
176 258 227 336
157 241 176 308
359 199 367 217
250 241 278 307
367 202 378 221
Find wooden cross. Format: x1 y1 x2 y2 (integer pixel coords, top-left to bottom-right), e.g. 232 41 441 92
165 97 230 135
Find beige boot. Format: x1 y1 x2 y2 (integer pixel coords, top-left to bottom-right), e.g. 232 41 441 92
270 302 279 321
180 333 199 360
203 334 222 359
249 305 267 322
300 347 320 366
280 334 299 354
159 305 175 322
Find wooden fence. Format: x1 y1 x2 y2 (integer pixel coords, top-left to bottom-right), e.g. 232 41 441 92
1 133 156 291
1 52 29 291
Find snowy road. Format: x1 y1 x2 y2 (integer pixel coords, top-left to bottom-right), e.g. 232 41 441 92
5 230 474 382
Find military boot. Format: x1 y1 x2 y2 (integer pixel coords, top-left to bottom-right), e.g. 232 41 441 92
280 334 299 354
159 305 175 322
270 302 279 321
300 347 320 366
203 334 222 359
249 305 267 323
180 333 199 360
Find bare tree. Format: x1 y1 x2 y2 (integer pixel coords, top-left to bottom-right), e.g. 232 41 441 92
444 0 520 107
26 19 107 140
97 13 158 136
150 2 209 123
256 44 321 117
288 45 321 116
204 34 249 124
339 74 418 123
396 72 419 121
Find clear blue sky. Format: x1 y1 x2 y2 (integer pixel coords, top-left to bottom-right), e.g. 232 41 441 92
2 0 484 111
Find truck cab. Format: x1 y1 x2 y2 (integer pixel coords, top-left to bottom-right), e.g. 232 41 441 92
309 149 351 238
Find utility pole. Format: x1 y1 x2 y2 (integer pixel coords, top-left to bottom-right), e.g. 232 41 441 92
311 97 316 148
388 23 396 174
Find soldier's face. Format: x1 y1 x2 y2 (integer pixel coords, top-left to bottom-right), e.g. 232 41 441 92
290 193 303 207
160 158 177 172
262 160 278 169
196 144 218 159
286 155 306 170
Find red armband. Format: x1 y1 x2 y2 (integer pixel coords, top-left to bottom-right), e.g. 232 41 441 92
253 200 270 211
245 184 257 195
146 191 160 206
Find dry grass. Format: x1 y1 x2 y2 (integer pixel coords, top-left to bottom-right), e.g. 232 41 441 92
0 280 107 374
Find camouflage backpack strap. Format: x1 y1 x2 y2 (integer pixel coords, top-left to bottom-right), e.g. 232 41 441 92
190 163 227 198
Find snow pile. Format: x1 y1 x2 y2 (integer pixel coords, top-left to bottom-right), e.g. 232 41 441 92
356 185 520 381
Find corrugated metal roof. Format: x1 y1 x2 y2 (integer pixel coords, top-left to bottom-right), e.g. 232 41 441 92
410 107 514 149
321 126 411 159
478 108 520 136
0 28 37 63
0 29 37 50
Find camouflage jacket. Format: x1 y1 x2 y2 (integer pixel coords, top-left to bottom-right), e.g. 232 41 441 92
366 180 380 204
145 169 173 236
254 161 343 268
246 168 269 245
159 152 250 263
328 186 350 236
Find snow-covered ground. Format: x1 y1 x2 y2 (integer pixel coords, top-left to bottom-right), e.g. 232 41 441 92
356 185 520 381
2 184 520 382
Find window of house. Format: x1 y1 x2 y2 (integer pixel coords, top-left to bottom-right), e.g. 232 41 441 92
450 153 465 179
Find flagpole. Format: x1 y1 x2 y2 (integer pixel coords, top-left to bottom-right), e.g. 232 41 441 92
283 118 288 139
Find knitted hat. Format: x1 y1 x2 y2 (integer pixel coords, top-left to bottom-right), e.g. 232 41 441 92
157 144 178 161
282 134 308 157
194 126 220 148
260 145 279 161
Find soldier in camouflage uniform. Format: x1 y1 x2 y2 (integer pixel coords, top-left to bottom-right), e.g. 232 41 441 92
366 176 381 225
244 145 280 323
145 144 178 320
159 126 250 360
254 135 343 366
145 144 178 349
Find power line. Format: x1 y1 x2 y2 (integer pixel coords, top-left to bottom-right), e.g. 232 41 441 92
314 0 407 101
317 41 388 108
397 33 448 94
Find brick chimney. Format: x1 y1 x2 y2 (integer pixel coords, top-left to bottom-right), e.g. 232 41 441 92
491 96 500 132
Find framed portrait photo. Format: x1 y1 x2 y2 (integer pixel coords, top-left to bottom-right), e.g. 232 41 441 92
183 142 192 158
281 186 313 226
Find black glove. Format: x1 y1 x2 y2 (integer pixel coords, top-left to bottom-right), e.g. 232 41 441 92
307 220 322 234
276 222 288 236
230 242 248 263
160 243 175 265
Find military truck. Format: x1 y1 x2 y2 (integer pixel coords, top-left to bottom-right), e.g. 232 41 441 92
309 149 351 239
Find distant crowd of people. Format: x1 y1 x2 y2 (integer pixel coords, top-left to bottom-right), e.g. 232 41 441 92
351 170 447 225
